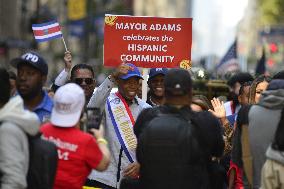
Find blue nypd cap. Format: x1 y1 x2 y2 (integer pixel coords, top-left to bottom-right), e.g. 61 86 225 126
11 52 48 75
119 63 143 80
149 68 168 79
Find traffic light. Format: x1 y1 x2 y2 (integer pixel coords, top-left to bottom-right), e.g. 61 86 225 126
267 58 275 67
269 43 278 53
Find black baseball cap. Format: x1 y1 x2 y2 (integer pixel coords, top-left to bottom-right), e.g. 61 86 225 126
11 52 48 75
227 72 253 87
164 68 192 96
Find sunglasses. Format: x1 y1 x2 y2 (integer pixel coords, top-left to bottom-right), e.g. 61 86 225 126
74 78 94 85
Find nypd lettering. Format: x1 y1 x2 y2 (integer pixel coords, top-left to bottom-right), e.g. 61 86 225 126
22 53 39 63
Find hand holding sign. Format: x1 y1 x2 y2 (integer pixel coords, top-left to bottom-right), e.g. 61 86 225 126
104 15 192 68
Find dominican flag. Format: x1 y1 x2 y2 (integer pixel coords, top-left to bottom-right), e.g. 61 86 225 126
216 39 240 76
32 20 62 42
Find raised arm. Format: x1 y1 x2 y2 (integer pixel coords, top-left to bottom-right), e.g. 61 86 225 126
87 63 134 110
51 51 72 92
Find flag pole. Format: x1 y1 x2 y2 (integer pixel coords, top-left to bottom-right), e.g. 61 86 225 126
62 36 68 52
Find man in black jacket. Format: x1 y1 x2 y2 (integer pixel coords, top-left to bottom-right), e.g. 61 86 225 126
134 68 225 189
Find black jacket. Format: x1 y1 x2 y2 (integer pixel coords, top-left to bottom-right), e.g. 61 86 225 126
134 105 224 189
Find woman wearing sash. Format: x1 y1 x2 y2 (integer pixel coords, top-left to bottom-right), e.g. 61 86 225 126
86 63 151 189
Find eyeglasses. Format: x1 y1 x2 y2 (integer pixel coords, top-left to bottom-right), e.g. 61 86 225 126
74 78 94 85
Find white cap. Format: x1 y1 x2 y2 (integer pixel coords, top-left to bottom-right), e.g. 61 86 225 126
51 83 85 127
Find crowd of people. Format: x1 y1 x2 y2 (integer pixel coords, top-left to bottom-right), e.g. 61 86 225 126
0 50 284 189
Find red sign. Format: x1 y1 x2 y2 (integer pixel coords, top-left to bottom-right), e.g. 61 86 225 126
104 15 192 68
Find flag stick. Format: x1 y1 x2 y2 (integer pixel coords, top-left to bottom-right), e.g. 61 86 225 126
62 36 68 52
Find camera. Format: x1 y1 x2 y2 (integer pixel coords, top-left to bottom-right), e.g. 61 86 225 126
86 107 103 130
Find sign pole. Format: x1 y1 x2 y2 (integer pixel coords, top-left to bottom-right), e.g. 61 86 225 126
142 68 148 102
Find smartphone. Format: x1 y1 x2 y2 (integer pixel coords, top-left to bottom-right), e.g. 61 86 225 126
86 107 102 130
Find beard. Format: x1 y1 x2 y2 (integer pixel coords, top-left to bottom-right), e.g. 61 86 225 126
19 90 40 100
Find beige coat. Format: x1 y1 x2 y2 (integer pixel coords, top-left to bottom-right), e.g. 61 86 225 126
261 146 284 189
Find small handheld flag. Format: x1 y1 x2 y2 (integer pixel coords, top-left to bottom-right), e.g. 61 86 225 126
32 20 68 51
32 20 62 42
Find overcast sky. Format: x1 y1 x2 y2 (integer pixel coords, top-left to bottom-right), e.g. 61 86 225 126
192 0 248 60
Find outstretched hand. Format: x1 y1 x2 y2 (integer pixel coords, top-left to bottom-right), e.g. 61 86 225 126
209 97 226 119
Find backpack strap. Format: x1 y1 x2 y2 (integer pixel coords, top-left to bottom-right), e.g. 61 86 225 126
178 108 202 140
178 108 207 162
178 107 197 127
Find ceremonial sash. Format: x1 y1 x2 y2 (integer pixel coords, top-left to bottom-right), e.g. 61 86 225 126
107 92 137 163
